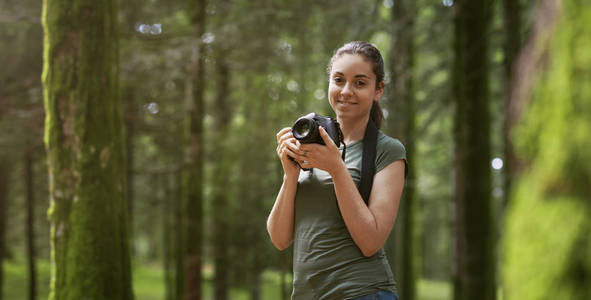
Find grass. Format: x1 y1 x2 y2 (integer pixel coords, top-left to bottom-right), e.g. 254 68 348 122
3 258 452 300
2 257 51 300
417 279 452 300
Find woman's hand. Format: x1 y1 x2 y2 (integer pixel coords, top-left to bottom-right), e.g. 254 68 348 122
292 126 346 175
276 127 304 179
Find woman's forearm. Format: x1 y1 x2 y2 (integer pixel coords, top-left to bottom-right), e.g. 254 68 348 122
330 163 382 256
267 175 298 250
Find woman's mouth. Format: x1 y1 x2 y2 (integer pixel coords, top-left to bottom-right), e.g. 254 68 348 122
336 100 357 105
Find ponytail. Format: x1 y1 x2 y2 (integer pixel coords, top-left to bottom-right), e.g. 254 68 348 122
370 101 383 129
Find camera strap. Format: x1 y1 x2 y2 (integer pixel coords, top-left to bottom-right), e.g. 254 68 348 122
358 119 378 205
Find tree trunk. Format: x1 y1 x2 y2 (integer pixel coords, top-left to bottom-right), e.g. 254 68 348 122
452 4 466 299
0 161 8 300
163 174 175 300
389 1 418 299
452 1 495 300
174 171 185 299
183 1 207 299
124 91 136 253
25 149 37 300
212 51 232 300
250 270 262 300
502 0 523 208
248 190 265 300
504 1 591 299
280 251 290 300
42 0 133 298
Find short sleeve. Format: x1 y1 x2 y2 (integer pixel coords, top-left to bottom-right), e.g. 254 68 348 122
375 133 407 175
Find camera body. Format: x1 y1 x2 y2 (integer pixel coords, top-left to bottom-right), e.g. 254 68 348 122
292 113 343 146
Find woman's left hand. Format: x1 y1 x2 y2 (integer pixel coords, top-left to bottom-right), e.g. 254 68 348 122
296 126 345 175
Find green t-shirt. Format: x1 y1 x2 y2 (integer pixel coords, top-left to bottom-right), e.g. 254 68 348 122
292 131 406 300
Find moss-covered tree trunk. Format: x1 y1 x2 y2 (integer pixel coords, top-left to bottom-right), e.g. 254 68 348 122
452 1 495 300
183 0 207 299
388 1 418 300
502 0 523 208
504 1 591 299
42 0 133 299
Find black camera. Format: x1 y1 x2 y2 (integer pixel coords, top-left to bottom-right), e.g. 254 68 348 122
292 113 344 146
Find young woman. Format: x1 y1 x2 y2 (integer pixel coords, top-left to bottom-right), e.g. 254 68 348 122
267 41 406 300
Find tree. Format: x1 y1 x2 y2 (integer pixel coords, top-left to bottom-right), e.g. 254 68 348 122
503 0 591 299
0 160 8 300
211 44 233 300
388 1 418 300
183 0 207 299
24 148 37 300
502 0 523 208
451 1 495 300
42 0 133 298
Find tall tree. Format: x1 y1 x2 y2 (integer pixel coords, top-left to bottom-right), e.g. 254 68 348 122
504 0 591 299
42 0 133 298
163 172 183 300
208 2 234 298
123 90 137 251
502 0 523 207
0 160 8 300
163 174 174 300
388 1 418 300
211 50 233 300
183 0 207 299
452 1 495 300
24 148 37 300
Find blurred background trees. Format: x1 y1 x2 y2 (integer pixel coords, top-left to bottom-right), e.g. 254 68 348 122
1 0 590 299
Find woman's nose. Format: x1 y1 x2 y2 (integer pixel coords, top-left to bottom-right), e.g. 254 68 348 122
341 82 353 96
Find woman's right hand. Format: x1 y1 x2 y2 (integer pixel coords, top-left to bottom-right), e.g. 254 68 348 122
276 127 303 179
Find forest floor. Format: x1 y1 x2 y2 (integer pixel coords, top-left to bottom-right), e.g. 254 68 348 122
3 257 451 300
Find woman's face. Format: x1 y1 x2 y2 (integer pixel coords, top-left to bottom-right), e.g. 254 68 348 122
328 54 383 122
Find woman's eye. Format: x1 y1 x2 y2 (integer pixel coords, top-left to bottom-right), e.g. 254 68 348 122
356 81 366 86
333 77 343 83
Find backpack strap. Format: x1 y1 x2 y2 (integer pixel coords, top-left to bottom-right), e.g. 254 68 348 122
359 119 378 205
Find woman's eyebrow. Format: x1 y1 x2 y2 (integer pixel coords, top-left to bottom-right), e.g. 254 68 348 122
332 71 371 79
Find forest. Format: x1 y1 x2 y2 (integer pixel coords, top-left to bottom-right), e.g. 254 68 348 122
1 0 590 299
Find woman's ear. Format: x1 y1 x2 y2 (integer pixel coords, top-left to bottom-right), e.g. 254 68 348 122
374 81 385 100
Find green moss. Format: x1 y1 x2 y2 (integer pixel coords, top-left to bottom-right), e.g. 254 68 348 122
503 2 591 299
42 0 132 299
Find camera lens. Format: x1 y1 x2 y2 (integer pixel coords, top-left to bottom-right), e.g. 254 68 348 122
292 118 317 143
295 122 310 137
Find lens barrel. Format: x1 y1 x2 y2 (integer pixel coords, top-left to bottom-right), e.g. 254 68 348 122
292 117 318 144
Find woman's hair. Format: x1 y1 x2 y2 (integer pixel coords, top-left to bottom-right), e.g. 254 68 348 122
327 41 385 128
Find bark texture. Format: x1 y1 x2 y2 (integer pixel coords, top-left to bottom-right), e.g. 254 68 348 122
212 52 232 300
452 1 495 300
502 0 523 208
388 1 418 299
183 0 207 299
42 0 133 298
0 162 7 300
25 150 37 300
